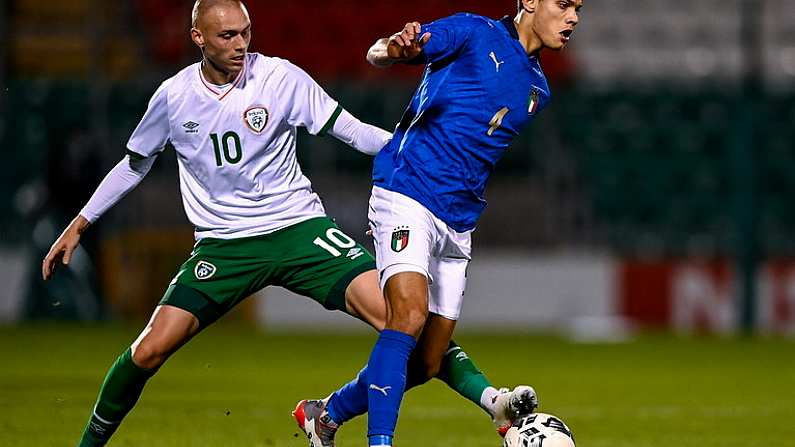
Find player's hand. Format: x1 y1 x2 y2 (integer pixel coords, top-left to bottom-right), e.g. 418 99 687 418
387 22 431 61
42 216 89 281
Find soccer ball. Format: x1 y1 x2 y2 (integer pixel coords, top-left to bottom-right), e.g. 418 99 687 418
503 413 575 447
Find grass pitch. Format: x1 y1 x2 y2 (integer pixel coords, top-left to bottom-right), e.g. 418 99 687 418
1 324 793 446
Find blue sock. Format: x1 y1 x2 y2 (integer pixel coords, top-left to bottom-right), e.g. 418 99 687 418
366 329 417 445
369 434 393 446
326 367 369 424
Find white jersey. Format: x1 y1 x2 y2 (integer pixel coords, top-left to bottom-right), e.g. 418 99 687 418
127 53 340 240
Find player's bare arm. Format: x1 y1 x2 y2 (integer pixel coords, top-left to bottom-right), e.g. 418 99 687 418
367 22 431 67
42 215 90 280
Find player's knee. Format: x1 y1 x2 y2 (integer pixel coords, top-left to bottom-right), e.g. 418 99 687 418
131 339 169 370
408 306 429 331
389 294 428 323
387 305 428 335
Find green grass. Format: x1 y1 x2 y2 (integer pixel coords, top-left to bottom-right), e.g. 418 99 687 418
1 324 794 446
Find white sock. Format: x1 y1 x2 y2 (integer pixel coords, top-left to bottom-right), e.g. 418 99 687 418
480 386 501 416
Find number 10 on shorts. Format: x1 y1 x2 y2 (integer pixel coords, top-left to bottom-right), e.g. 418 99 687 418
313 228 363 260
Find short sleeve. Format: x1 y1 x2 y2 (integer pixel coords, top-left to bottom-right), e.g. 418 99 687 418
126 80 172 159
275 61 340 136
409 14 476 65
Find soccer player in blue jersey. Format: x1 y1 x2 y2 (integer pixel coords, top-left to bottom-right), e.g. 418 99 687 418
293 1 582 446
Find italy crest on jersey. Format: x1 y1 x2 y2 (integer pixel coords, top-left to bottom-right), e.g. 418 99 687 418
528 88 540 115
244 106 269 134
391 226 410 252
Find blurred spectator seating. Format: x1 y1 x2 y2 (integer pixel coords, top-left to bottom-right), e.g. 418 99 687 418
130 0 574 82
10 0 138 78
556 88 795 254
4 80 794 256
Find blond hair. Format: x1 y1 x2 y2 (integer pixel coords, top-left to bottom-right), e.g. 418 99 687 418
191 0 246 28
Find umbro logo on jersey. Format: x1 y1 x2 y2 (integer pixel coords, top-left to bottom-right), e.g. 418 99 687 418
194 261 217 280
244 106 269 134
182 121 200 133
391 226 410 252
346 247 364 260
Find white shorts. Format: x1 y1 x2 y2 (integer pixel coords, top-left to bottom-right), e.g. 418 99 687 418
368 186 472 320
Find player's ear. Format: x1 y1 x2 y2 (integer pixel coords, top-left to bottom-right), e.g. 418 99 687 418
191 27 205 49
520 0 537 14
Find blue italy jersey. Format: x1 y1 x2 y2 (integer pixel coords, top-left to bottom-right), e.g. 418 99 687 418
372 14 551 232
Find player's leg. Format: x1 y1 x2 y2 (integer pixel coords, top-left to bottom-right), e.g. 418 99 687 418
335 269 506 421
341 188 438 447
341 269 384 329
399 312 540 433
423 234 539 433
292 190 432 447
312 258 462 444
404 254 470 393
406 256 530 427
130 305 200 369
296 270 429 447
267 217 373 446
316 310 516 427
365 270 427 446
367 225 538 434
414 328 538 434
405 313 456 386
290 214 535 443
78 235 266 446
77 305 200 446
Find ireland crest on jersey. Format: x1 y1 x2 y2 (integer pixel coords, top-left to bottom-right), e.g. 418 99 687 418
194 261 217 280
244 106 269 134
391 227 410 252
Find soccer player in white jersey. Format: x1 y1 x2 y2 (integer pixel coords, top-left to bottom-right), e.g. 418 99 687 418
42 1 535 445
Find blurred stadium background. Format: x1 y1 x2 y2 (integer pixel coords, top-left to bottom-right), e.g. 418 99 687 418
1 1 795 446
2 0 795 334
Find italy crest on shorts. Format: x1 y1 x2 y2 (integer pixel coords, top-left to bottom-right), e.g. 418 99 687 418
194 261 217 280
243 106 268 134
391 226 410 252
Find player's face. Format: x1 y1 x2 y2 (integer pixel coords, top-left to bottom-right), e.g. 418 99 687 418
533 0 582 50
196 4 252 73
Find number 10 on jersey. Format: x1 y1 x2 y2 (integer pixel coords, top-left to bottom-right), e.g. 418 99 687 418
210 131 243 167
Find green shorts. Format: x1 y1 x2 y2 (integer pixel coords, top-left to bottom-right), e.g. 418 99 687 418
160 217 375 328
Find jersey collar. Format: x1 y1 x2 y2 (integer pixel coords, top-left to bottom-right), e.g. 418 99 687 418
198 57 247 101
499 15 540 63
499 16 520 41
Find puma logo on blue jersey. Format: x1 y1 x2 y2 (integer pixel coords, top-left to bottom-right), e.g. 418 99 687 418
489 52 505 72
369 384 392 396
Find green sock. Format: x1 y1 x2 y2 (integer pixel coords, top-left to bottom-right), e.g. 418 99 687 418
404 340 493 415
436 341 494 416
77 348 156 447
